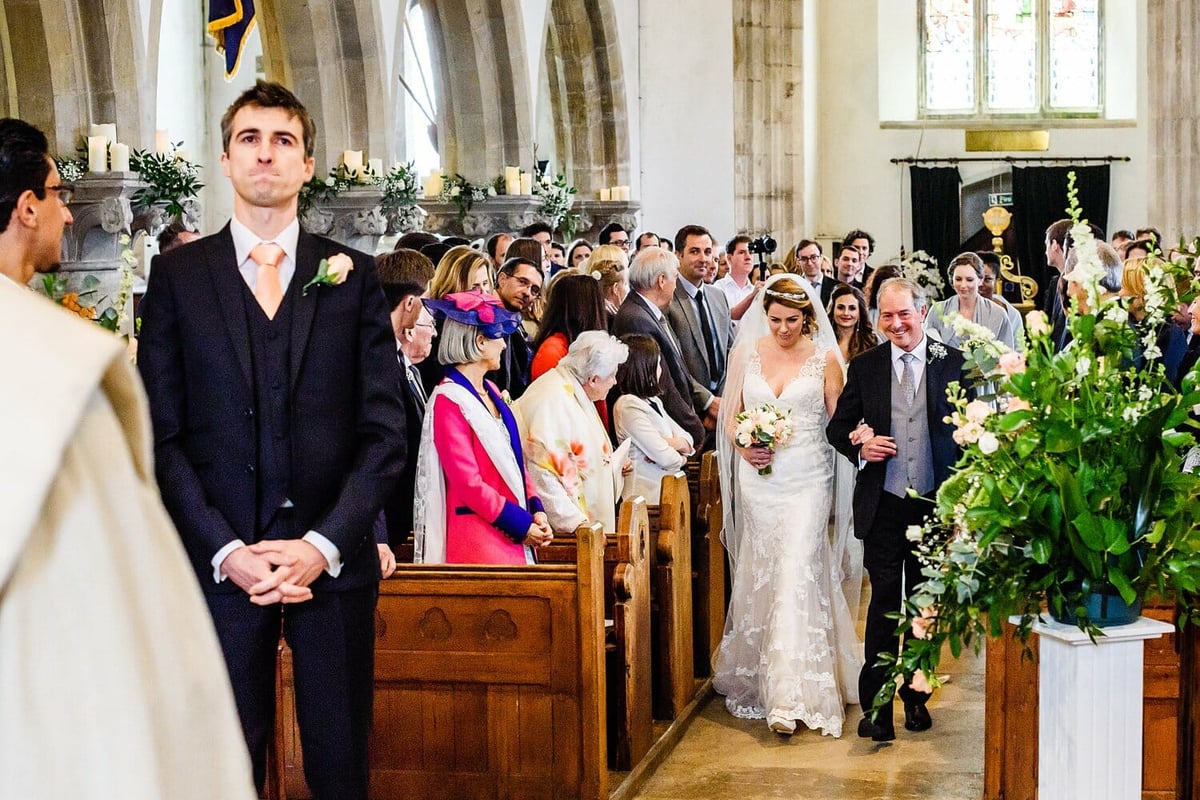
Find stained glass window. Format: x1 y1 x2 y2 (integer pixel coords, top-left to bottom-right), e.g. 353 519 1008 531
920 0 1102 118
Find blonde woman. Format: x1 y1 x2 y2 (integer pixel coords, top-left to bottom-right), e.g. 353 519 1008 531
428 245 492 299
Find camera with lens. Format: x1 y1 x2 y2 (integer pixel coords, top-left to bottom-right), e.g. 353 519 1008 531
748 234 777 256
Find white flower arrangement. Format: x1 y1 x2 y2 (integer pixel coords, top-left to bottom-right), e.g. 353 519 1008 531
899 250 945 297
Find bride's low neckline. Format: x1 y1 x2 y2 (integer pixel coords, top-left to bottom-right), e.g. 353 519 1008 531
752 339 821 400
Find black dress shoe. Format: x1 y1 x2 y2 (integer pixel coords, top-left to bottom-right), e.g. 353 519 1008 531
904 702 932 732
857 715 896 742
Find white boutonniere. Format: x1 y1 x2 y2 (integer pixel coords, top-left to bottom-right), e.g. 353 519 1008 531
302 252 354 295
499 390 513 406
927 341 947 362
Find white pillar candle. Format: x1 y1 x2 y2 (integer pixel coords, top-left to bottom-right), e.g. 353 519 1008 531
87 136 109 173
598 187 611 202
367 158 384 177
519 171 533 196
109 142 131 172
504 166 521 195
423 170 444 198
89 123 116 145
617 185 631 202
341 150 363 173
154 129 170 154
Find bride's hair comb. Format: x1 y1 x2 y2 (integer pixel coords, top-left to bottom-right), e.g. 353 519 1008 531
765 287 809 303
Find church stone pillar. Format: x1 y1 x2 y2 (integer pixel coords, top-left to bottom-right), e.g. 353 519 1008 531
1148 0 1200 243
733 0 805 250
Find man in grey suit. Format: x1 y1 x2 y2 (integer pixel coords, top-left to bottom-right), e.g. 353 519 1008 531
665 225 731 437
826 277 965 744
611 247 706 446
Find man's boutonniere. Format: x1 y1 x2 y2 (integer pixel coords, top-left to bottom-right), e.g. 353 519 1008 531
302 252 354 295
499 390 513 406
927 341 947 362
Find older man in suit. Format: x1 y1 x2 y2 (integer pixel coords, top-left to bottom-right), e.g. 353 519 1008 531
826 277 964 743
138 81 405 799
666 225 731 436
612 246 706 446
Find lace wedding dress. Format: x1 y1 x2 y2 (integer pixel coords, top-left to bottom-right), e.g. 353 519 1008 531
712 343 862 736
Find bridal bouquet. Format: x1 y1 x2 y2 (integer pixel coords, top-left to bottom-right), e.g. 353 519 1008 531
734 403 794 475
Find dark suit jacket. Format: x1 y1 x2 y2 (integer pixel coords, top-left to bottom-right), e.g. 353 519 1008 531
384 356 425 545
826 339 963 538
138 225 406 592
612 292 706 445
812 278 837 309
665 280 732 411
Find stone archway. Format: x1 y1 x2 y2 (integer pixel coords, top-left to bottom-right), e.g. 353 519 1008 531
0 0 150 155
541 0 629 194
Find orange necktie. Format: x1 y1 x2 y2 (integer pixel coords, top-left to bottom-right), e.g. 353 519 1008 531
250 242 285 319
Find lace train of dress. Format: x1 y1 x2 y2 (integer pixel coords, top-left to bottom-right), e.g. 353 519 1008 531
712 346 862 737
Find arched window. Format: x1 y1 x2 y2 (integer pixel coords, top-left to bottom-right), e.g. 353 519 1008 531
921 0 1102 118
401 0 439 173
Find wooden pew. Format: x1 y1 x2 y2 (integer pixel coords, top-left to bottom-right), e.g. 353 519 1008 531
539 500 653 771
646 471 695 720
275 525 609 800
690 451 726 678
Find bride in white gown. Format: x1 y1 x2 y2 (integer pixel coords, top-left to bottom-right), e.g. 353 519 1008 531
712 274 863 737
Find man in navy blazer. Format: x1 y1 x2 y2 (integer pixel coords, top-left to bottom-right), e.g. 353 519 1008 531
826 277 963 743
138 81 405 799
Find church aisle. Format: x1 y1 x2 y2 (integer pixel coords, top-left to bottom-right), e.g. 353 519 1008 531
632 641 985 800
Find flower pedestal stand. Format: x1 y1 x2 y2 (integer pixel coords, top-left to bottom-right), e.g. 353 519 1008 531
1027 616 1173 799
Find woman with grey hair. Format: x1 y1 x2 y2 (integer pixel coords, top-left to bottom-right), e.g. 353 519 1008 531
924 252 1015 349
515 330 631 532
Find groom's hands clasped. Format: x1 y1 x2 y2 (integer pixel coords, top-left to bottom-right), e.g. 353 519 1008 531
859 434 898 462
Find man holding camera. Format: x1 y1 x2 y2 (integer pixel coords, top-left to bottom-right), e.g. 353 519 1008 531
713 234 759 321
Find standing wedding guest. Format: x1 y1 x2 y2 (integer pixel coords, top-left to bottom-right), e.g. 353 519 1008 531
489 256 543 399
428 244 492 298
863 263 901 332
787 239 836 308
377 248 436 546
827 277 965 743
137 82 405 799
635 231 660 252
714 234 761 322
598 221 630 249
517 331 629 532
613 334 694 503
587 257 629 326
977 251 1024 348
414 292 552 564
612 246 706 446
506 237 550 336
713 275 860 737
567 238 593 269
1121 256 1188 384
0 116 255 800
530 272 607 379
829 283 876 363
925 252 1015 349
843 229 876 289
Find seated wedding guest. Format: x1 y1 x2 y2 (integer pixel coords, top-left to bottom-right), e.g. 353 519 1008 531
530 273 608 380
428 245 492 298
1121 256 1187 385
414 292 553 564
589 258 629 326
828 283 876 363
925 252 1015 349
377 248 436 546
613 334 694 503
567 238 593 269
517 331 629 532
977 251 1024 348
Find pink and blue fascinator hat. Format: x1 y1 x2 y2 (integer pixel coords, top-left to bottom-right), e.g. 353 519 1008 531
423 291 523 339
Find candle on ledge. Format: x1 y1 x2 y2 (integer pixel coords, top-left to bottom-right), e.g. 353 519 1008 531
519 171 533 196
367 158 384 178
598 187 611 202
154 129 170 154
423 169 444 198
109 142 131 172
341 150 363 176
87 136 109 173
89 123 117 145
504 165 521 195
616 185 630 202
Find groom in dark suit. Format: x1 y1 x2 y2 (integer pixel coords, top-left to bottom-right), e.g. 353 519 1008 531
138 81 405 798
826 277 963 742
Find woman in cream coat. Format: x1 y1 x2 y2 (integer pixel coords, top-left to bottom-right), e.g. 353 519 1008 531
613 334 694 503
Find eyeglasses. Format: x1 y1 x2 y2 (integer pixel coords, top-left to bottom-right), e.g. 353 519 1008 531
610 238 631 249
44 185 73 206
506 274 543 296
796 253 821 263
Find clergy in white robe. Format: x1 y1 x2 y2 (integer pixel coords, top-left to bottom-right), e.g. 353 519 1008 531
0 279 255 800
515 331 629 533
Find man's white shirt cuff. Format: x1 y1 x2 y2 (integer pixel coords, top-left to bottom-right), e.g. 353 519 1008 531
212 539 246 583
303 531 343 578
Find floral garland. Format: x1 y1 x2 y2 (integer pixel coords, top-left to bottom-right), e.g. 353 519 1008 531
439 173 497 223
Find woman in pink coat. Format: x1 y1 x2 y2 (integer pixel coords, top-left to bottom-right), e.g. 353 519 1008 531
413 291 554 564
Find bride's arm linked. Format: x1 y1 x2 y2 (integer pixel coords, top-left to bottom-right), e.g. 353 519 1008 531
823 349 845 418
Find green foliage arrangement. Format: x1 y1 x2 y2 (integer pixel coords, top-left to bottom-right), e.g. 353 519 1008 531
129 147 203 216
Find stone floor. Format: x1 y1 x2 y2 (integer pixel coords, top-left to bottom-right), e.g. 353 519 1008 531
631 589 986 800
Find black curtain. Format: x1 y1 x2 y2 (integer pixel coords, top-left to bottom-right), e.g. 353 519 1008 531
1010 165 1110 309
910 166 962 298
